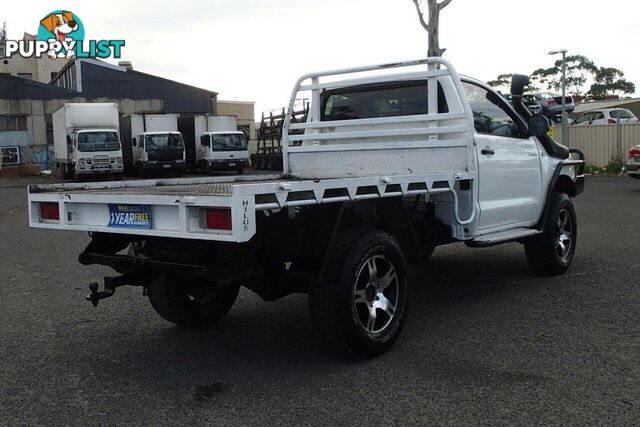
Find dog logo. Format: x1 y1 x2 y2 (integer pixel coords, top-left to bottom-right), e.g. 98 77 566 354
4 11 123 60
38 10 84 59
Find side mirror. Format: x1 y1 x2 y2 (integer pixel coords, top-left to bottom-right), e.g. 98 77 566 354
66 135 72 150
132 137 137 147
200 135 210 148
528 115 550 137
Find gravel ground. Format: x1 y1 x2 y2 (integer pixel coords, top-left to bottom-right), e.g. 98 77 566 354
1 175 639 425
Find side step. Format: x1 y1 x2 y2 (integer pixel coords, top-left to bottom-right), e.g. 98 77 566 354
467 228 541 248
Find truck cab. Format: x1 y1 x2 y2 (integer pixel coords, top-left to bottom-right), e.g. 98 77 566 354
199 131 249 174
70 129 123 177
132 131 186 174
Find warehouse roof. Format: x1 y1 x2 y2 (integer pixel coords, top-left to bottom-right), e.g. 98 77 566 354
47 58 217 114
0 73 78 100
52 59 218 96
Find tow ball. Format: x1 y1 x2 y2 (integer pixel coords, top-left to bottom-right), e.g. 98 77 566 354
86 275 131 307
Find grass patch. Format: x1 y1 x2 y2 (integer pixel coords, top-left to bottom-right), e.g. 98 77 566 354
584 156 626 175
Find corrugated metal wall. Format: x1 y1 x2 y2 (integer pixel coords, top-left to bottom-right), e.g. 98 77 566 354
552 124 640 167
81 62 215 114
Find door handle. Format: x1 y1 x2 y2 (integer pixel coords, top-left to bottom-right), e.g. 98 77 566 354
481 148 495 155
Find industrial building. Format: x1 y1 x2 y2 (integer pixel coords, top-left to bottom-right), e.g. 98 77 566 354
0 57 254 170
0 33 64 83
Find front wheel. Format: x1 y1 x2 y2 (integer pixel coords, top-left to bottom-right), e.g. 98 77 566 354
148 274 240 327
525 192 577 275
309 230 408 358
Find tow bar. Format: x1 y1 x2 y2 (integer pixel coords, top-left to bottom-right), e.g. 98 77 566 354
86 275 132 307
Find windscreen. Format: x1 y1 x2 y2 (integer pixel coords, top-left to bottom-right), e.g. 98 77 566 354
77 131 120 152
211 134 248 152
145 133 184 151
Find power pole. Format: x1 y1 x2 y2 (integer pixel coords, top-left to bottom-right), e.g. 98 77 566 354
549 49 568 146
412 0 453 57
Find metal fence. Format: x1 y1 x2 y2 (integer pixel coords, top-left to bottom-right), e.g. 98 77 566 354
552 123 640 167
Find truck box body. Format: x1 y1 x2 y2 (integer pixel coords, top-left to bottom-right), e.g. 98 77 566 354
53 103 119 163
207 116 237 132
120 114 179 144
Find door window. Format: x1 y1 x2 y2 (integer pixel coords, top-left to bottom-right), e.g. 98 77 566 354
592 112 605 120
462 82 525 138
574 113 588 124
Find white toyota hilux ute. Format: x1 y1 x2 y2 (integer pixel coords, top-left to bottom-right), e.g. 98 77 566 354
27 58 585 357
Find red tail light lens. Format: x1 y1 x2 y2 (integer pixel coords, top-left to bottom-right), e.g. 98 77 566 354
39 202 60 220
608 119 617 124
629 148 640 159
548 99 557 106
204 208 232 230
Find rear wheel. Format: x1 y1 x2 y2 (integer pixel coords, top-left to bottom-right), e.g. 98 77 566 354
309 230 408 358
525 192 577 275
148 274 239 327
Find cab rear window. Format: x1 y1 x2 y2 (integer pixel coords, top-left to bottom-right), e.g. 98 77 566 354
321 81 448 121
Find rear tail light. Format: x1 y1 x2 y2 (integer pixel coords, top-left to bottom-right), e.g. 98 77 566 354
608 119 617 124
203 208 232 230
629 148 640 159
548 99 557 106
39 202 60 221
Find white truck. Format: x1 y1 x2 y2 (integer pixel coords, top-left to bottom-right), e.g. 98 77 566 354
53 103 123 181
197 115 249 174
28 59 584 358
119 114 186 176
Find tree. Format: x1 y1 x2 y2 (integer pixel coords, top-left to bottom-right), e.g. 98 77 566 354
487 73 540 94
411 0 453 57
588 67 635 100
0 22 6 42
488 54 636 99
486 73 513 93
531 55 597 95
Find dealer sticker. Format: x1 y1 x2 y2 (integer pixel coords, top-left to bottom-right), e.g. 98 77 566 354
107 204 152 229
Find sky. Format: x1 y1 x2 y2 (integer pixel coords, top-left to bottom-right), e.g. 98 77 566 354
3 0 639 119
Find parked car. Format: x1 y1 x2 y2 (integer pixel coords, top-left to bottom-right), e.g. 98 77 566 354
525 92 575 117
627 145 640 179
572 108 640 126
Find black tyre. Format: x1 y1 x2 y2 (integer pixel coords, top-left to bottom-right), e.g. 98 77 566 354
525 192 577 275
309 230 408 358
147 274 240 327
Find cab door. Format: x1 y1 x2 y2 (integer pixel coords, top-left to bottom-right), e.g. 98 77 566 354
462 82 543 231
